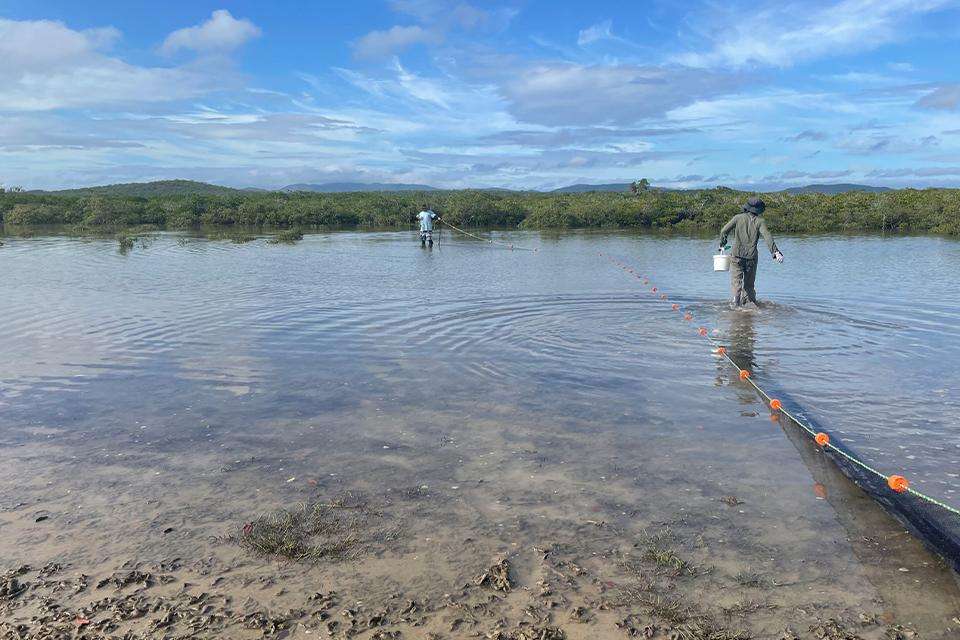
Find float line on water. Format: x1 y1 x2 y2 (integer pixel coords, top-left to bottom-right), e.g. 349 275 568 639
409 231 959 519
601 252 960 520
438 219 538 252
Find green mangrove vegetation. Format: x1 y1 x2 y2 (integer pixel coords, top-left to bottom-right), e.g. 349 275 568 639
2 186 959 235
267 228 305 244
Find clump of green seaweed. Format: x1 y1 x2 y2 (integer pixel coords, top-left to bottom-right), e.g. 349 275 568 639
267 228 304 244
201 229 258 243
634 528 696 577
115 226 158 254
227 493 401 562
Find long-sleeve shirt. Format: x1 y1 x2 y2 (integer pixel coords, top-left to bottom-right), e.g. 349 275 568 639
718 213 779 260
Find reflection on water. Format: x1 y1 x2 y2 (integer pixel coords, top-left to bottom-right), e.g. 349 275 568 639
1 229 959 637
725 309 758 374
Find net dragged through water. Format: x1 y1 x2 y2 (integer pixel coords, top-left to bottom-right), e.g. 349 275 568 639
604 253 960 571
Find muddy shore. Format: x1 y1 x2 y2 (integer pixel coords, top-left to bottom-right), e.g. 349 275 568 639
3 396 959 640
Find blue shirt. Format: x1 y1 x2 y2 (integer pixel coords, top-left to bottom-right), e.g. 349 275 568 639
417 210 437 232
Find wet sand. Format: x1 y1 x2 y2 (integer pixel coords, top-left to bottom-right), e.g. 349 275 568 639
3 389 959 639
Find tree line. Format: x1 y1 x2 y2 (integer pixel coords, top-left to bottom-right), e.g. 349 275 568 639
1 187 958 235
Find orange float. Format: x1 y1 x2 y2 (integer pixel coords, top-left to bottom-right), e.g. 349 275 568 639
739 370 751 380
698 327 708 336
683 313 693 321
770 399 782 411
888 475 909 493
716 346 726 355
815 432 829 446
672 304 680 311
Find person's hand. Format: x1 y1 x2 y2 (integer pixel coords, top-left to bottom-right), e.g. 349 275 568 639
773 251 784 264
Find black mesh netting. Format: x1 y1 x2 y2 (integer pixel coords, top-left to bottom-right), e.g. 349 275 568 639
777 392 960 572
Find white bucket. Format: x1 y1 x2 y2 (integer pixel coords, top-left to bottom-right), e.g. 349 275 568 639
713 252 731 272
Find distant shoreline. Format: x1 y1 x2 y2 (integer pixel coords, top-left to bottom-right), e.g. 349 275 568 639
2 187 958 235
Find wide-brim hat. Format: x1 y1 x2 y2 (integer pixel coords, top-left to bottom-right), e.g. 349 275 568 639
742 197 765 214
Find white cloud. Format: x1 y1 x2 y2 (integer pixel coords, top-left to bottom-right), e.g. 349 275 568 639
335 60 467 111
1 63 213 111
500 63 741 126
677 0 952 68
323 61 516 140
916 84 960 110
389 0 490 30
888 61 915 72
0 18 118 71
351 0 511 60
160 9 261 55
577 20 614 46
0 114 144 151
481 126 699 149
823 71 901 85
392 60 451 108
353 25 434 59
0 17 223 111
667 88 870 125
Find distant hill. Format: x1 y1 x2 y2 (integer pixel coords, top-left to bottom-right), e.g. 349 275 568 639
550 182 897 195
282 182 439 192
30 180 245 197
21 179 897 197
780 183 893 195
551 183 631 193
549 183 705 193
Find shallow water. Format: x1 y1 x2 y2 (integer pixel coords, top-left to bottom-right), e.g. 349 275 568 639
1 229 959 638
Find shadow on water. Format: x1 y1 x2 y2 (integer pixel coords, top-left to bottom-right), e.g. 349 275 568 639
718 305 960 636
725 310 758 371
780 414 960 636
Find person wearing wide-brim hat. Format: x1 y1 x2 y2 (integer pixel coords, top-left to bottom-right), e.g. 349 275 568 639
718 197 784 307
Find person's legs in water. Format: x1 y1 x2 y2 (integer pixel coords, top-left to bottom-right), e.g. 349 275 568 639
743 258 759 304
730 258 746 306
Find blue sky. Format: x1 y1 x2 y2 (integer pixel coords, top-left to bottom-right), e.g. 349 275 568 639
2 0 960 191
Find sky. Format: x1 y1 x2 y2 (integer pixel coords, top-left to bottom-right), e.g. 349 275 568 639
2 0 960 191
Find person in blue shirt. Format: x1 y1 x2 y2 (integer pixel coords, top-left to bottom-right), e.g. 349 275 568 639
417 207 438 247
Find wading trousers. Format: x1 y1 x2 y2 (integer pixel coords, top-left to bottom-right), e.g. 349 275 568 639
730 257 758 306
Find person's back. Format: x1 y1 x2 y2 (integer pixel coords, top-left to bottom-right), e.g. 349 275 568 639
417 209 436 232
718 198 783 307
722 211 775 260
416 208 437 247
